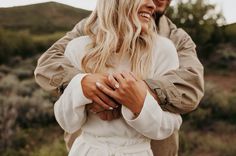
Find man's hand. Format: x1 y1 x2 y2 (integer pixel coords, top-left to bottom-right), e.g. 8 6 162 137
86 103 121 121
81 74 118 110
97 107 121 121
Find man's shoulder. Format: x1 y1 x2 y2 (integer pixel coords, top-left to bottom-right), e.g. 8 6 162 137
159 16 195 49
159 16 191 38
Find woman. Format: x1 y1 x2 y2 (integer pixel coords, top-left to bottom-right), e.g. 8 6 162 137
54 0 182 155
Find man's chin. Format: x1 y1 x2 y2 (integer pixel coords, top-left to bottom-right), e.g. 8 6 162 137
154 11 165 24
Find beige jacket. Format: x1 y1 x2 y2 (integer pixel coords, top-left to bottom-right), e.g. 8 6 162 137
34 16 204 156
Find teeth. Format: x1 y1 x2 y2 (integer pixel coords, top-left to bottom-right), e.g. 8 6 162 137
139 13 151 19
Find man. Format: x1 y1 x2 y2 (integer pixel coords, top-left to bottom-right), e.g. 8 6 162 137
34 0 204 155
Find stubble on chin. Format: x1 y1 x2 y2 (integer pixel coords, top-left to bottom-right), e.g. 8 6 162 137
153 11 165 25
153 0 171 24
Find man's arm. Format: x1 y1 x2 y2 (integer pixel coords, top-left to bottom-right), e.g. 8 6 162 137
34 19 87 93
35 17 204 115
95 72 182 140
34 18 120 118
145 17 204 114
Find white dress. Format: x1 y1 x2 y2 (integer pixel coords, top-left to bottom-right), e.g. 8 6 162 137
54 35 182 156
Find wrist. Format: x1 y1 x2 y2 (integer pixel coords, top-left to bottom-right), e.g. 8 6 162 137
144 80 161 104
144 79 167 105
81 74 91 98
130 96 145 116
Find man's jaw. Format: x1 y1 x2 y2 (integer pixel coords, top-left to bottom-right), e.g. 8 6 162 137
153 11 165 24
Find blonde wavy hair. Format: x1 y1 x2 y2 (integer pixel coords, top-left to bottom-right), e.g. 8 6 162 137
82 0 156 79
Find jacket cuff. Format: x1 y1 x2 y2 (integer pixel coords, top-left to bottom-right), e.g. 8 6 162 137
53 67 81 95
145 77 182 113
145 78 170 105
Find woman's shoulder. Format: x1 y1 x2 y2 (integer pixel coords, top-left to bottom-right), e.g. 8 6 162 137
68 35 92 48
154 34 176 52
151 34 179 76
64 35 92 66
65 36 91 56
153 34 178 59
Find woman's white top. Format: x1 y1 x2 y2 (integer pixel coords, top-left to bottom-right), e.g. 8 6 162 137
54 35 182 156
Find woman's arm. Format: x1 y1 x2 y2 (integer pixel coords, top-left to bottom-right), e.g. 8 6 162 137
95 72 182 140
54 74 91 133
148 16 204 114
122 91 182 140
34 19 87 93
54 37 93 133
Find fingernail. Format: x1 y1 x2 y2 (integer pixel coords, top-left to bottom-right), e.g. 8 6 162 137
115 84 119 89
109 107 113 110
90 110 96 114
96 82 101 87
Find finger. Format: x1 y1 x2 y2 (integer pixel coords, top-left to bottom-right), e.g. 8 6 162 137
96 91 118 108
121 72 136 82
86 104 97 114
96 82 117 100
112 73 126 84
108 74 120 89
93 96 114 110
129 72 138 81
97 112 107 120
106 111 114 121
86 104 93 110
112 109 121 119
90 103 105 113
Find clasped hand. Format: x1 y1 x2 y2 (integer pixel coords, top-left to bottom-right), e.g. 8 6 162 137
81 72 149 121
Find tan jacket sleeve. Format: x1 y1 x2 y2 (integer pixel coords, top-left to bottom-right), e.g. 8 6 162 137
34 19 87 94
145 18 204 114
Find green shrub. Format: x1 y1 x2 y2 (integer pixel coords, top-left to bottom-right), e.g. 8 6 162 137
0 28 63 65
0 65 11 74
30 138 67 156
226 95 236 123
16 79 37 97
184 81 236 129
0 74 19 93
0 29 36 64
13 68 33 80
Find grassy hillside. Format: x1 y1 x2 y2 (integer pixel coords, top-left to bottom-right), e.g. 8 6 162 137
0 2 91 33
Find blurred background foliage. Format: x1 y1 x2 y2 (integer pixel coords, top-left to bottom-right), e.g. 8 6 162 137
0 0 235 156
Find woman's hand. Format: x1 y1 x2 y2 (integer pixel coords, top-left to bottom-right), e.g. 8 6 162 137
81 73 118 110
96 72 148 115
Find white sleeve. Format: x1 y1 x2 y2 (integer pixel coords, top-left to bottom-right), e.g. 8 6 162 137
54 74 92 133
121 36 181 140
122 91 182 140
54 37 92 133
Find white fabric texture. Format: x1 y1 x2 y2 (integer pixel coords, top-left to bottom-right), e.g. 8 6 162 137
54 35 182 156
69 132 153 156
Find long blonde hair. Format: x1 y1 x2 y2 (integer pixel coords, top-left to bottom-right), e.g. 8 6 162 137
82 0 156 79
